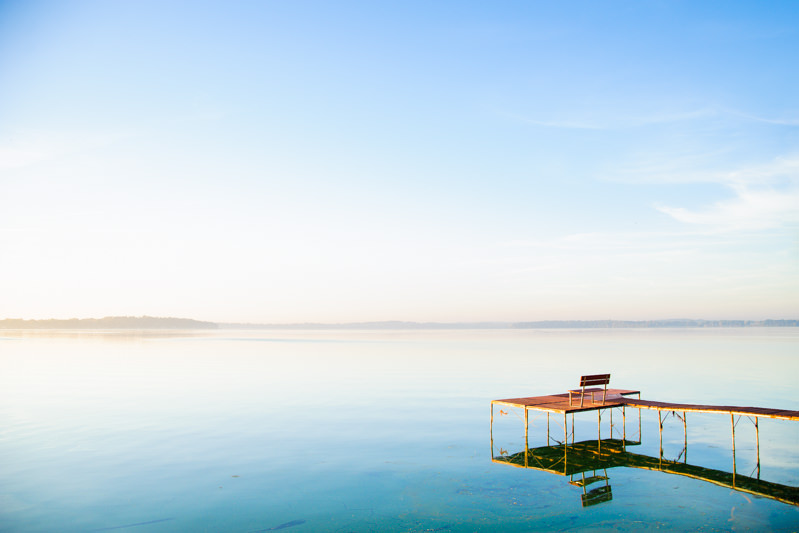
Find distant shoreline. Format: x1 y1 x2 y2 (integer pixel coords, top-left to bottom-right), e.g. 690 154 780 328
1 316 797 330
0 316 218 330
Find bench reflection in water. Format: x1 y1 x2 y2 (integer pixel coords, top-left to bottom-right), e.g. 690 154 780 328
492 437 799 507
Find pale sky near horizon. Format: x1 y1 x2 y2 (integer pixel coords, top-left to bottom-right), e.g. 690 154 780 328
1 1 798 323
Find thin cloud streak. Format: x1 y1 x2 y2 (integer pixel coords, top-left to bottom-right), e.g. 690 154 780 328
655 156 799 231
503 107 717 131
656 188 799 230
508 106 799 133
499 230 766 252
724 109 799 126
0 131 127 171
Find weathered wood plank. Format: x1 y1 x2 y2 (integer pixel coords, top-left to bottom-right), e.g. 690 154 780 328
493 390 799 420
619 398 799 420
493 389 640 413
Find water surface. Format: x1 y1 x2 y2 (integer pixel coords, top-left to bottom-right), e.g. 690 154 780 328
1 328 797 531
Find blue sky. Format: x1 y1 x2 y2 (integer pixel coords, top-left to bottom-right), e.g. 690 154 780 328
1 1 797 323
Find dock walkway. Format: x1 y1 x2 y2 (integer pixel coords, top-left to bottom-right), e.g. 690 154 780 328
491 387 799 507
620 397 799 421
492 390 799 421
492 389 640 415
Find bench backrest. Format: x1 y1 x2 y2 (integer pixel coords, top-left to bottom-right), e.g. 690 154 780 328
579 374 610 387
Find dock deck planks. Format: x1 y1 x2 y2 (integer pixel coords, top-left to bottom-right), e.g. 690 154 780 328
619 397 799 421
492 389 640 414
492 390 799 420
491 386 799 507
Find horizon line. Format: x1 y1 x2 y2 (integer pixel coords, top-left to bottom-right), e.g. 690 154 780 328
1 316 797 330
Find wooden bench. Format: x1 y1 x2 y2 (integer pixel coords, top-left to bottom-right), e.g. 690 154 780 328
569 374 611 407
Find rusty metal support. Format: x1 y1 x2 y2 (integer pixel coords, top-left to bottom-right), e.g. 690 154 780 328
524 407 529 468
571 413 575 444
563 413 568 470
638 394 642 444
683 411 687 463
597 410 601 440
622 404 626 450
755 416 760 480
609 408 614 448
731 413 737 485
490 402 494 457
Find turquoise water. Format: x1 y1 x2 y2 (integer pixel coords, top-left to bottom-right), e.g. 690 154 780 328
1 328 798 531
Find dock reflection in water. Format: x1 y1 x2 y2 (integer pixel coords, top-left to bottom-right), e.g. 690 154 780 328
492 434 799 508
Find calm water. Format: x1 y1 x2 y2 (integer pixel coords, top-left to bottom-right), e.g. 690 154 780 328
1 328 798 532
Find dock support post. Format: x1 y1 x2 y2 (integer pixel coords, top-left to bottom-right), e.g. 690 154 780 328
547 412 550 445
622 405 626 450
571 413 575 444
595 409 606 442
731 414 737 485
638 392 642 446
658 410 663 460
755 416 760 480
524 408 529 468
490 402 494 457
683 411 687 464
564 413 568 469
610 407 613 439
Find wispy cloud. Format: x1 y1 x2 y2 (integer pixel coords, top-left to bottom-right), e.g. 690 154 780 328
0 131 124 171
0 145 48 170
507 115 604 130
723 109 799 127
655 156 799 231
499 230 740 252
495 229 767 284
502 107 717 131
507 105 799 132
656 185 799 231
719 156 799 185
0 106 226 172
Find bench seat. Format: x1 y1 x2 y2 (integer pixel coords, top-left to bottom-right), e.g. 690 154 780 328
569 374 611 407
568 387 606 404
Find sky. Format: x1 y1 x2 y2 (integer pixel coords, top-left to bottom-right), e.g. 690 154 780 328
1 1 798 324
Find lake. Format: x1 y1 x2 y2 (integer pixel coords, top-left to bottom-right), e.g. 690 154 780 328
1 328 798 531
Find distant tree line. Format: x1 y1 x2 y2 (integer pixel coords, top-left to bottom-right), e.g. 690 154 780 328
510 319 799 328
220 319 799 329
219 320 510 330
0 316 218 329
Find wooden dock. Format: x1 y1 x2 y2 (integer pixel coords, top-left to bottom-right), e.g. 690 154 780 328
492 389 641 414
619 397 799 421
492 391 799 421
491 389 643 454
491 386 799 506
